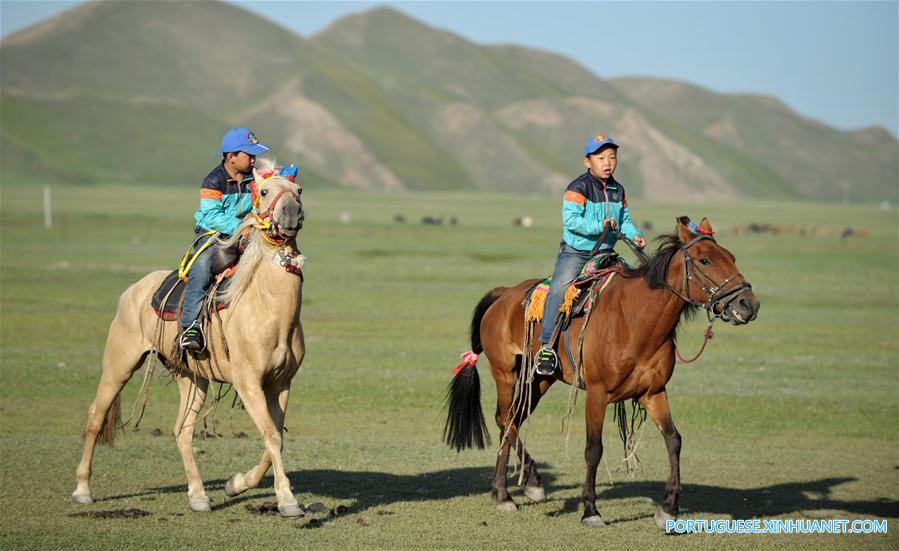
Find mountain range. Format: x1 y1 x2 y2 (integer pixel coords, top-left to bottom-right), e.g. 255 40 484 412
1 0 896 201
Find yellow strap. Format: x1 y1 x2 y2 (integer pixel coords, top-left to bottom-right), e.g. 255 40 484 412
178 230 219 279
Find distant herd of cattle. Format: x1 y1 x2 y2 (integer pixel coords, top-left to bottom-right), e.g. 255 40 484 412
386 215 867 240
733 223 869 239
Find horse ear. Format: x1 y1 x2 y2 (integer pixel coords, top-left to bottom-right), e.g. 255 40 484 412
252 167 262 183
676 216 693 243
699 218 714 234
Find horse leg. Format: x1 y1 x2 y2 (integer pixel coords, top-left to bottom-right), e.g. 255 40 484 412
581 386 609 528
224 386 289 498
510 376 555 503
514 437 546 503
491 371 554 511
173 374 210 512
233 380 301 518
72 322 148 504
640 391 681 530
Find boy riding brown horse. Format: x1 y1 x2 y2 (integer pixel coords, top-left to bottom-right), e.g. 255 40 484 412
445 216 759 529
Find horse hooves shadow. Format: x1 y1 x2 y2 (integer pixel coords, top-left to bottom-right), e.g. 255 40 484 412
99 472 898 526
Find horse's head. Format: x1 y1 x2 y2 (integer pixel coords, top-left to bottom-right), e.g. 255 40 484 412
251 166 304 240
672 216 760 325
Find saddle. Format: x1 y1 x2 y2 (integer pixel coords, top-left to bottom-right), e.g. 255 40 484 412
150 239 241 321
523 251 623 326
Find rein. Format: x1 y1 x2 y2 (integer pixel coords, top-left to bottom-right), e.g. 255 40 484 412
587 219 650 264
665 234 751 363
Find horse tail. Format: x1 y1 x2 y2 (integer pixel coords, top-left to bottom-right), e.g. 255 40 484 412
94 394 122 448
470 289 502 354
443 289 503 451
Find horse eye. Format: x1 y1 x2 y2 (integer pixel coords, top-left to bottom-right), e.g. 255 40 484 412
260 189 268 197
699 258 712 266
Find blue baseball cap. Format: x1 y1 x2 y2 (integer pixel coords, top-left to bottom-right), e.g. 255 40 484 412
583 134 618 157
219 128 270 156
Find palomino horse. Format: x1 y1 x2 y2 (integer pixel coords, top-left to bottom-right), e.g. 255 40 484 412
73 164 307 518
445 217 760 528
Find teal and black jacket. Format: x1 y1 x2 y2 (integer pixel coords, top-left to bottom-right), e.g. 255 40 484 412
561 172 642 252
193 164 253 236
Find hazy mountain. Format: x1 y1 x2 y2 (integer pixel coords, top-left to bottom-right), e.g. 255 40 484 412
1 0 895 201
612 78 898 201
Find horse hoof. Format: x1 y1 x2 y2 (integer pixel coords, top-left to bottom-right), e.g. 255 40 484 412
72 493 94 505
224 478 240 498
189 498 211 512
582 515 607 528
496 501 517 513
279 503 305 519
524 485 546 503
654 508 676 531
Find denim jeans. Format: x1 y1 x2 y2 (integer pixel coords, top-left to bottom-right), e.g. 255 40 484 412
539 243 594 344
179 234 216 329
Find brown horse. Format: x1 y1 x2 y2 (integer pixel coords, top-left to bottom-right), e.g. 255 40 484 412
444 217 760 529
73 163 308 518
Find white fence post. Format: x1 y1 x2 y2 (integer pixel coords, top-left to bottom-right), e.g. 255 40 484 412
43 185 52 229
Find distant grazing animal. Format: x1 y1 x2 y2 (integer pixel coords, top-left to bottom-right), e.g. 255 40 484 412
748 223 770 235
513 216 534 228
393 214 406 224
841 227 869 239
422 215 444 225
444 217 760 530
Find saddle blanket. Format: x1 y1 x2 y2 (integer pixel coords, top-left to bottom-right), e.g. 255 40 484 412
151 270 232 321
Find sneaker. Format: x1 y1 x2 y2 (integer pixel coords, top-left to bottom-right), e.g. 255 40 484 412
534 347 558 376
179 321 206 353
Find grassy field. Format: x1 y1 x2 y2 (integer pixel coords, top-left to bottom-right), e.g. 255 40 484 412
1 183 896 549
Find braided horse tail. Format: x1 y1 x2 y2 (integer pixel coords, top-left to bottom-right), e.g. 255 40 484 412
443 289 502 451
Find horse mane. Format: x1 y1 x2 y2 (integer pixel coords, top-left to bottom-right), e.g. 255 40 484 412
621 233 682 288
216 222 266 307
620 232 698 325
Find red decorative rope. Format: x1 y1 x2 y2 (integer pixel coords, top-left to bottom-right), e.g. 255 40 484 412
675 325 714 364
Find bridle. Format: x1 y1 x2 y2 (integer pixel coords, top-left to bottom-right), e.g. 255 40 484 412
250 175 302 247
248 170 305 278
664 233 753 363
667 234 752 323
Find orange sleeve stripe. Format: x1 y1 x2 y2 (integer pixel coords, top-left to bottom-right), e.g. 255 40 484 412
564 191 587 206
200 188 222 200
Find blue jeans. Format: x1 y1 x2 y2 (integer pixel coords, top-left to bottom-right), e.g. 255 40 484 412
179 234 216 329
539 243 594 344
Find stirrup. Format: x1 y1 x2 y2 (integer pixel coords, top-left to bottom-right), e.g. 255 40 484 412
179 320 206 353
534 347 558 376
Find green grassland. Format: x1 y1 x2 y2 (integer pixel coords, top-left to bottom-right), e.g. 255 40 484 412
1 184 896 549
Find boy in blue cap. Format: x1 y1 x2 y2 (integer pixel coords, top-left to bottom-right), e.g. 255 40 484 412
534 134 646 375
179 128 270 352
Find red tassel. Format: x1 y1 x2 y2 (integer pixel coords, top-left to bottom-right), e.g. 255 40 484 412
451 351 479 375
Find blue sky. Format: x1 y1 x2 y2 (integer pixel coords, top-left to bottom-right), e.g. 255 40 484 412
2 1 896 137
